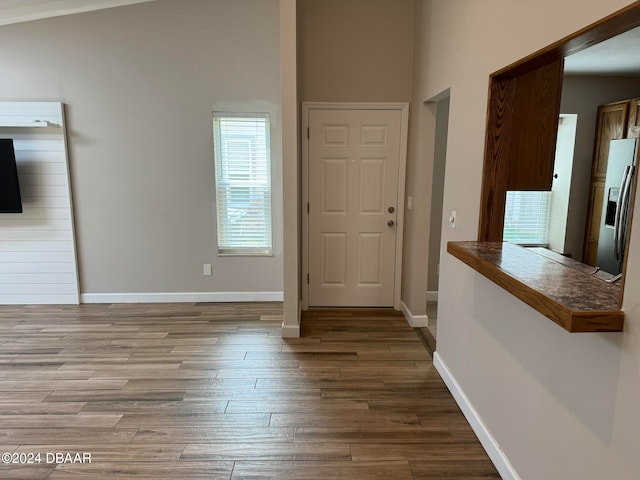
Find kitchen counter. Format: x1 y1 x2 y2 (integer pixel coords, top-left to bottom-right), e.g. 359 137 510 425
447 241 624 332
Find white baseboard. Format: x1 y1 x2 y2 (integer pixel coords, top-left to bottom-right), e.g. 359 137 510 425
281 322 300 338
400 301 429 327
0 294 80 305
427 290 438 302
80 291 284 304
280 300 302 338
434 352 521 480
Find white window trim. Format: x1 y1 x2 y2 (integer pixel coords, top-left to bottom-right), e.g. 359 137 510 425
213 112 273 256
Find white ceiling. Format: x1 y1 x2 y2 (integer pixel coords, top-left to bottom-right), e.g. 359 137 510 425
564 26 640 76
0 0 158 26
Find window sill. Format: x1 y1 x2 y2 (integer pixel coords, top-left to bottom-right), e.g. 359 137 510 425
217 250 274 257
447 241 624 333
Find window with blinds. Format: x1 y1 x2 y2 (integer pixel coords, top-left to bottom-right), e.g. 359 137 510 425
503 191 552 245
213 112 272 255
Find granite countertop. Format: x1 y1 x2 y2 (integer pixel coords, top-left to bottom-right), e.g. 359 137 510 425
447 241 624 332
524 247 620 284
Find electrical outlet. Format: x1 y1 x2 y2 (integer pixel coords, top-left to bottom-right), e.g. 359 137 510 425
203 263 212 276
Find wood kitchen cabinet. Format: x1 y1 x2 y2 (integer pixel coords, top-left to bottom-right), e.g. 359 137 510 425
479 60 563 241
582 98 637 265
627 97 640 138
506 61 563 192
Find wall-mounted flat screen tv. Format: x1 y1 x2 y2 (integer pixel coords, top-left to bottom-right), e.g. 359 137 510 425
0 139 22 213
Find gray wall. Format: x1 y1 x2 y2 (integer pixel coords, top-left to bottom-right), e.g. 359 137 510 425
560 75 640 260
413 0 640 478
297 0 415 102
0 0 283 296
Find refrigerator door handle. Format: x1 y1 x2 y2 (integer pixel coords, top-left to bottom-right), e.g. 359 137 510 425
614 166 631 261
619 165 635 261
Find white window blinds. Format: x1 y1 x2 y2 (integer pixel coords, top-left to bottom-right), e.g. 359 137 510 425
213 112 272 255
503 191 552 245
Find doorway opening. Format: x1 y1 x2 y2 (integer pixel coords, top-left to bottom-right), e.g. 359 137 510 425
425 92 450 348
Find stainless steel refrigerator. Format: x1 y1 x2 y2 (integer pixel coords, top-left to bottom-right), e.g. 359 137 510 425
596 138 638 275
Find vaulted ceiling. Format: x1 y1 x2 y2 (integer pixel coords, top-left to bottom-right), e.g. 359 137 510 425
1 0 639 76
0 0 157 26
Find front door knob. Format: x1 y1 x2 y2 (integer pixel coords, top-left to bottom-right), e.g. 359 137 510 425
388 220 395 227
388 206 395 213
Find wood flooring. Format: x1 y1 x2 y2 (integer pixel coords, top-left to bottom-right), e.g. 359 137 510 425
0 303 500 479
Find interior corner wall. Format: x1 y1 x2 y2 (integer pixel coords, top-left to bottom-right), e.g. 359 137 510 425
415 1 640 479
0 0 283 297
297 0 416 313
560 75 640 260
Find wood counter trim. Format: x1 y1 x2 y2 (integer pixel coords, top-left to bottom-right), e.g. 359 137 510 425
447 241 624 333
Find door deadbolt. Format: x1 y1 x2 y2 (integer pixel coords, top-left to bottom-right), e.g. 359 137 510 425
388 206 395 213
388 220 395 227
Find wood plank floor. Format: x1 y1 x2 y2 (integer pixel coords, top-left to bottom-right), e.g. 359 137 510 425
0 303 500 479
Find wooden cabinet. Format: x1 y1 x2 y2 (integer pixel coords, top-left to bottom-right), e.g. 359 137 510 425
506 61 564 192
583 181 606 265
479 60 563 241
582 99 636 265
628 97 640 138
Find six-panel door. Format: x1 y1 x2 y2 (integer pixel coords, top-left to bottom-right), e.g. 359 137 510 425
308 109 402 307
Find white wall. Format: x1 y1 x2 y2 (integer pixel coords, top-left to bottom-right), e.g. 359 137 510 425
548 114 577 254
413 1 640 479
0 102 79 304
0 0 283 299
280 0 300 336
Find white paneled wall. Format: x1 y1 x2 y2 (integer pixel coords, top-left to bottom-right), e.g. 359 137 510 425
0 102 79 304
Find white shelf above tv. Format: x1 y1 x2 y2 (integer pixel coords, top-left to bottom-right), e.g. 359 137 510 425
0 120 60 128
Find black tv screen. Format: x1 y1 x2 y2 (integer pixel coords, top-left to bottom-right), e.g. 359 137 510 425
0 139 22 213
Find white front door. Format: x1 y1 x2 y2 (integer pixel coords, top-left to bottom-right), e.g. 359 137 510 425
307 108 403 307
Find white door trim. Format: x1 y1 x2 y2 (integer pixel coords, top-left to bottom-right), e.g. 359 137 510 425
301 102 409 310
